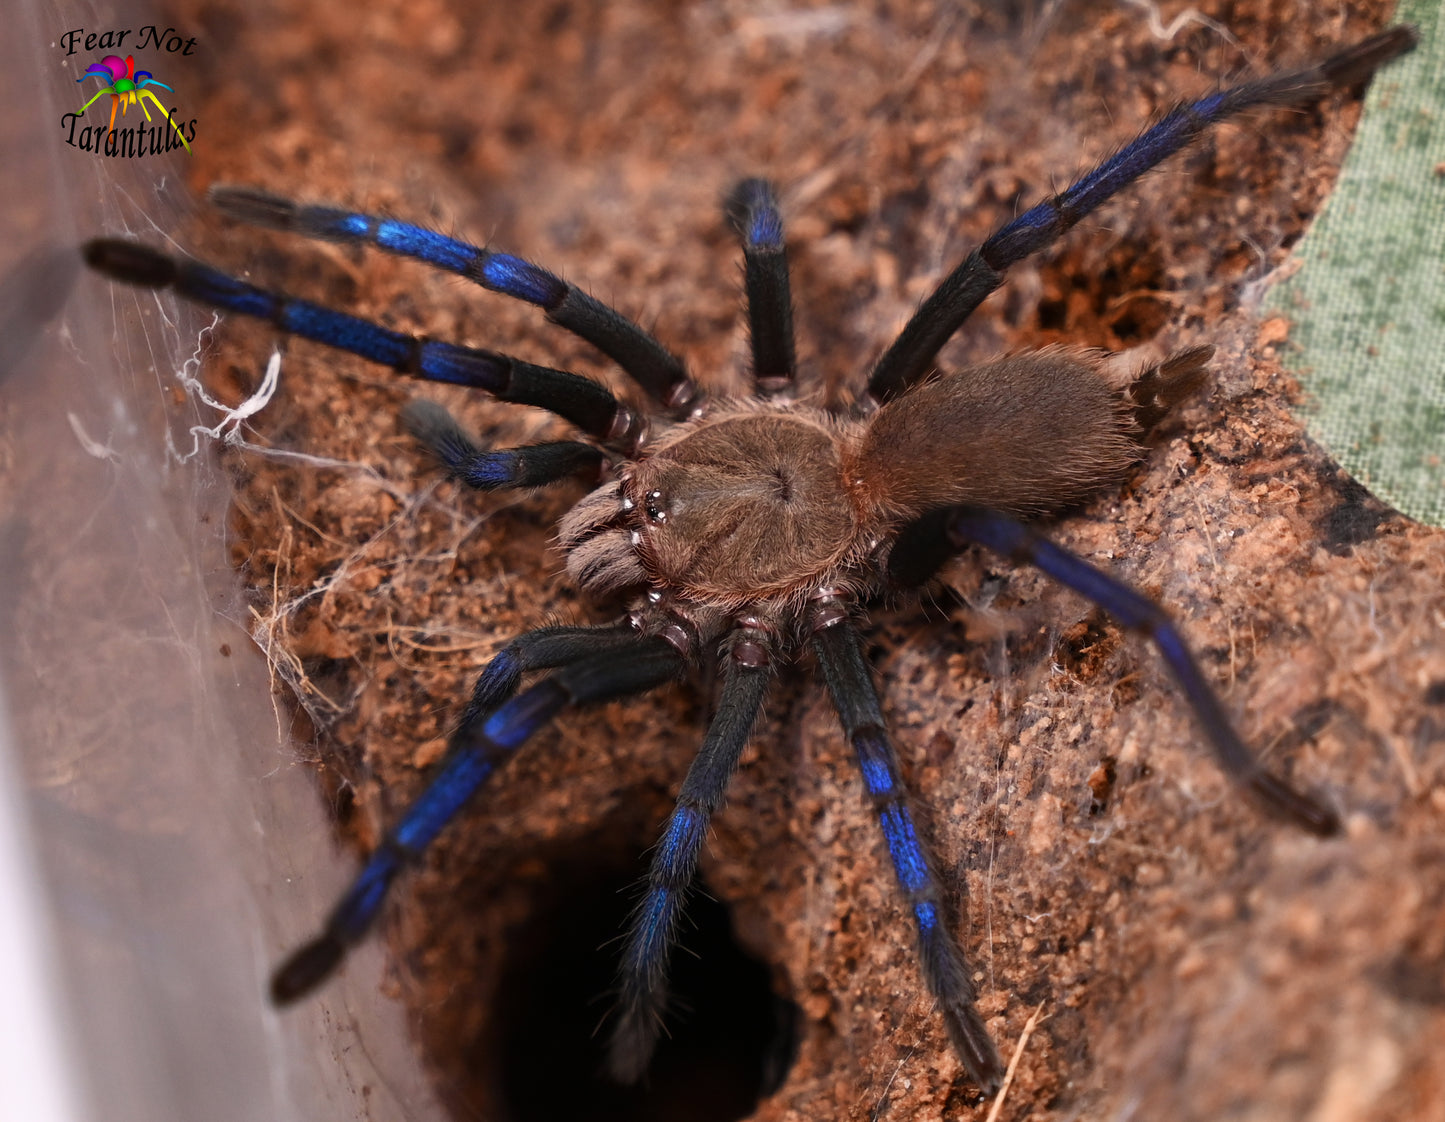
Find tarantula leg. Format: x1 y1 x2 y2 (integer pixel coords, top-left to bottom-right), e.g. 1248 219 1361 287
455 622 644 728
725 178 797 397
608 623 773 1084
865 25 1419 403
82 239 644 450
401 399 605 491
810 606 1005 1096
208 186 700 413
270 633 685 1004
932 506 1340 836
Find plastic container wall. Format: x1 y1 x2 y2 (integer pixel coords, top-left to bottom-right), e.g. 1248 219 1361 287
0 3 442 1120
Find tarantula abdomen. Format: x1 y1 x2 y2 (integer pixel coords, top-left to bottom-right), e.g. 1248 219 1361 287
854 344 1213 522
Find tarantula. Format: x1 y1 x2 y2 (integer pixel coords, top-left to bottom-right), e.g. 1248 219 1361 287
83 26 1415 1095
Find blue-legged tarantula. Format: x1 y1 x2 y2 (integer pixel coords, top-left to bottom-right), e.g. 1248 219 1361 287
83 25 1415 1094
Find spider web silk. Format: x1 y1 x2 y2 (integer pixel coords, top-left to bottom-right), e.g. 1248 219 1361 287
0 2 442 1120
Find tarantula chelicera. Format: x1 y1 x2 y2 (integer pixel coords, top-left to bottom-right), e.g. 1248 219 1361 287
85 26 1415 1094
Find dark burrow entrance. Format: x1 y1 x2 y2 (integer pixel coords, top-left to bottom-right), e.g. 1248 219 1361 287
491 846 799 1122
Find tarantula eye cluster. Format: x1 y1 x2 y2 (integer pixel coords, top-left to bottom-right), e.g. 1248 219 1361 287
81 26 1415 1096
616 411 856 606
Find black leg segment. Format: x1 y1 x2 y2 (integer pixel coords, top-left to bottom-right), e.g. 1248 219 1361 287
82 238 642 450
937 506 1340 835
270 632 684 1003
810 606 1005 1095
865 26 1419 403
726 178 797 397
457 622 646 728
209 185 700 413
401 400 604 492
608 627 772 1083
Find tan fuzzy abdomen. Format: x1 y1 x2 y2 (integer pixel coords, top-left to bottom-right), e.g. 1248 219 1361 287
850 348 1143 521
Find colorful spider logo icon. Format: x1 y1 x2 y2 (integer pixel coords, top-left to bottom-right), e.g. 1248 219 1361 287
77 54 192 153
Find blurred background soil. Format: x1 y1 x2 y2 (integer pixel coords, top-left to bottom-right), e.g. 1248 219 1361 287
162 0 1444 1118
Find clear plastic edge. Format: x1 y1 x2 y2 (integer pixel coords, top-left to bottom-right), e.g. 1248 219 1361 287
0 3 445 1120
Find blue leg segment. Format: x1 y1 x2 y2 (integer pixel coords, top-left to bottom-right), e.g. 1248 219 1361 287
208 186 699 412
400 399 604 492
608 640 771 1083
865 26 1418 402
941 506 1340 835
270 631 684 1004
81 239 631 445
811 614 1004 1095
725 178 796 396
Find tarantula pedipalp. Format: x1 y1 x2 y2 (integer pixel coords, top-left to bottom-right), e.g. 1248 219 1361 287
81 25 1417 1096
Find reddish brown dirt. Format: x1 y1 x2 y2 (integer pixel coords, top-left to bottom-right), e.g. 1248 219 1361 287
168 1 1444 1119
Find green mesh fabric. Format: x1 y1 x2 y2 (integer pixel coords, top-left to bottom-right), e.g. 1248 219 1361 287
1265 1 1444 527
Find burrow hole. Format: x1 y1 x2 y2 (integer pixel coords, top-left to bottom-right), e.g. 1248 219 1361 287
486 835 800 1122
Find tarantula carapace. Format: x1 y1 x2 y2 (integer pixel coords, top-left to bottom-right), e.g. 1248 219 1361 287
83 26 1416 1096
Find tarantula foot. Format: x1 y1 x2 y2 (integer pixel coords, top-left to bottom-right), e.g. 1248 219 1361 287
1249 773 1341 837
270 932 345 1004
82 238 177 288
606 1005 662 1086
